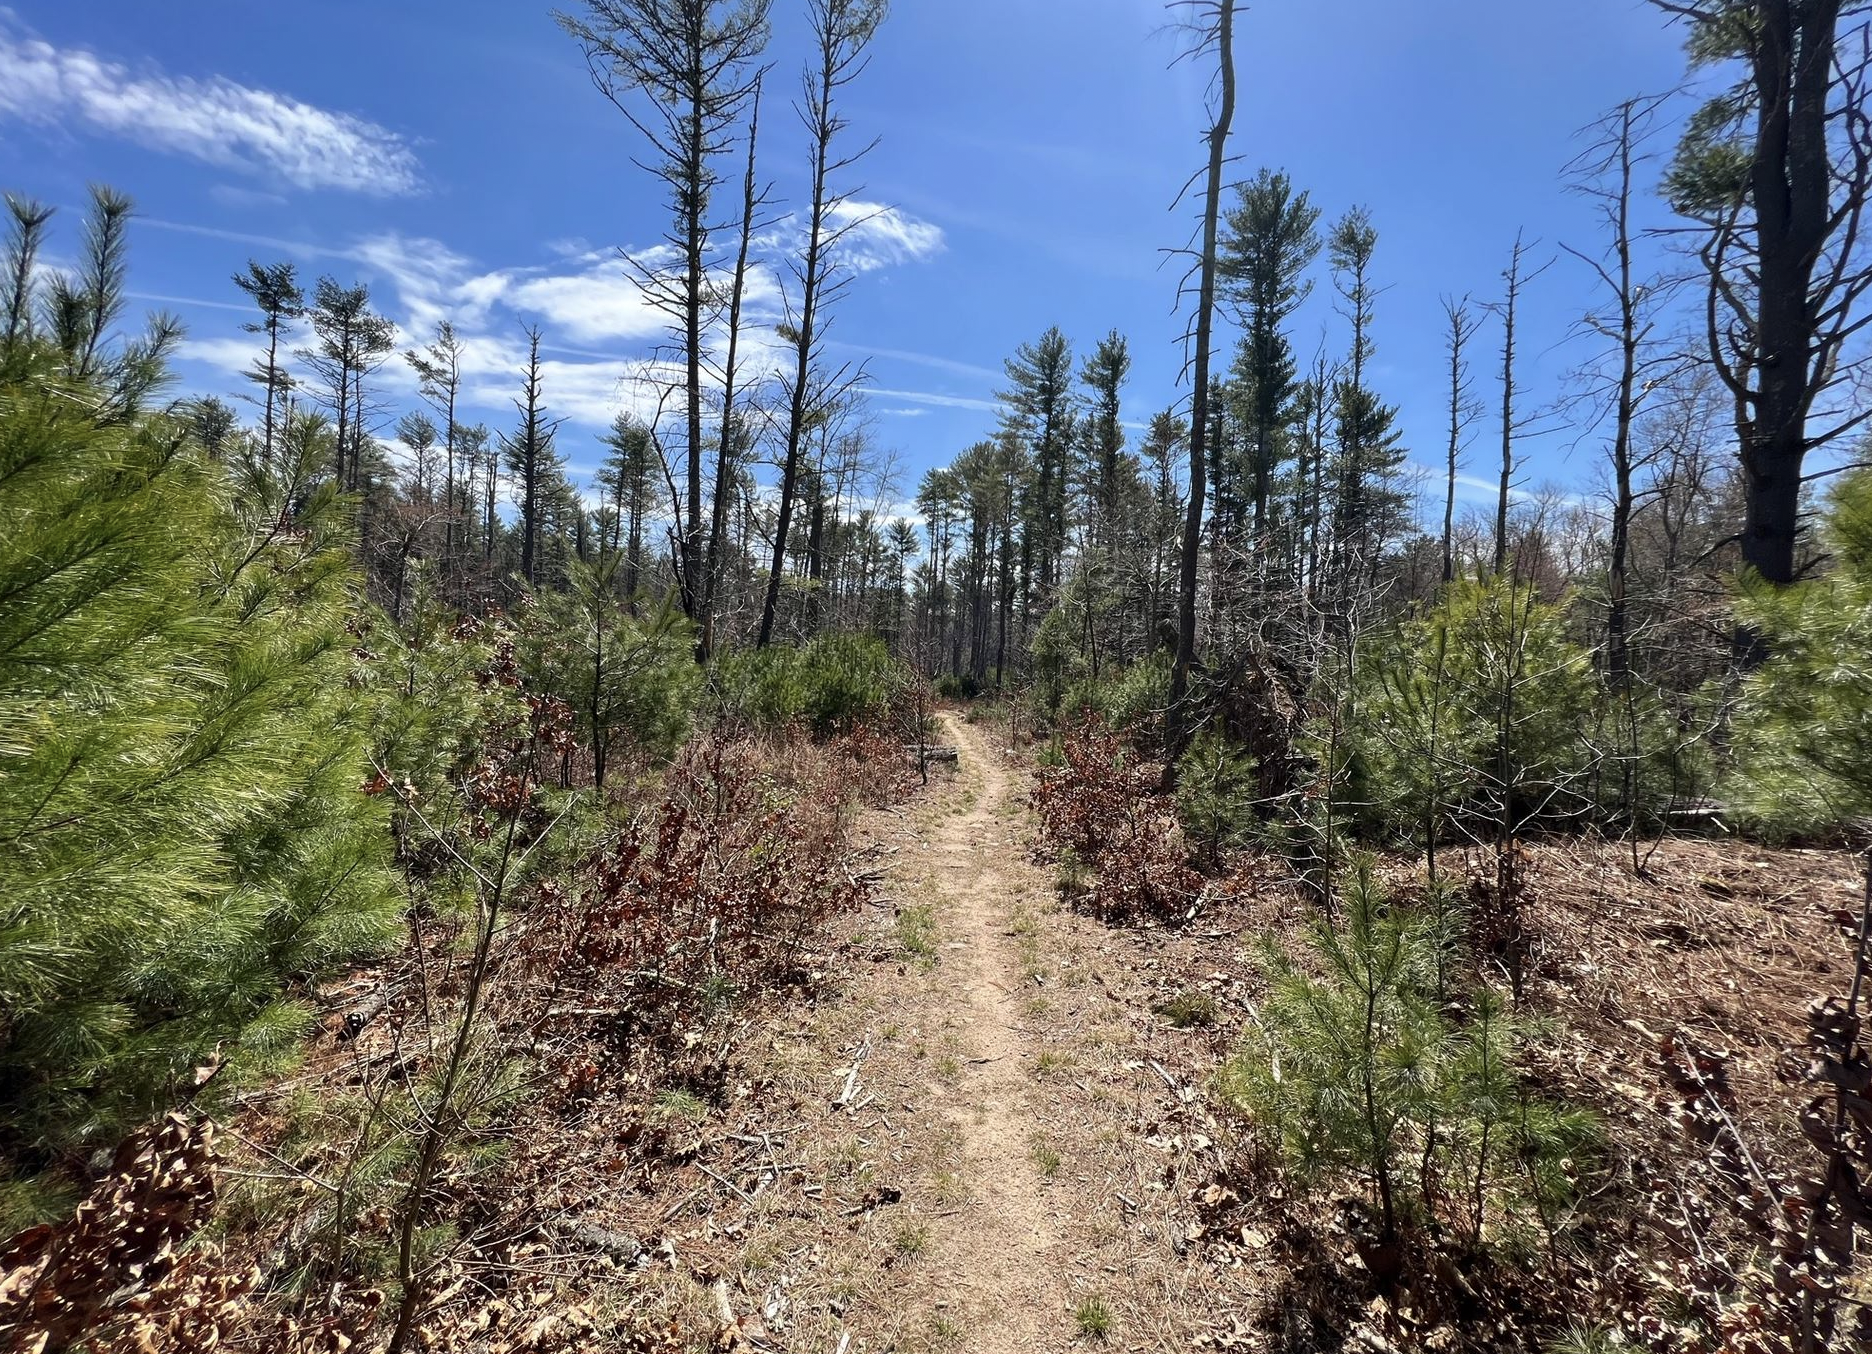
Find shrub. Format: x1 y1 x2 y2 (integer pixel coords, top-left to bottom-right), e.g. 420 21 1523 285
1032 715 1200 922
1093 655 1172 742
1350 576 1597 845
712 633 901 737
1217 859 1597 1250
796 633 900 734
1732 468 1872 837
367 583 527 817
522 733 876 1050
1029 601 1084 723
0 366 399 1167
517 559 699 783
1175 728 1261 867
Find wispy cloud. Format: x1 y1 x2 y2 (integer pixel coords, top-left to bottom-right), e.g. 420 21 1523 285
141 218 356 260
827 202 946 272
0 12 422 195
170 227 732 435
830 340 1000 384
866 387 1000 414
503 251 671 345
208 184 289 211
1408 462 1579 508
127 290 251 314
164 206 941 445
349 233 509 332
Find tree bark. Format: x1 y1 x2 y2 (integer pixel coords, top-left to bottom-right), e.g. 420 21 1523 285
701 78 764 660
1168 0 1237 763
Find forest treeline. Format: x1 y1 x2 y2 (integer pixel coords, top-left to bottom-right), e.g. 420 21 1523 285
2 0 1871 1350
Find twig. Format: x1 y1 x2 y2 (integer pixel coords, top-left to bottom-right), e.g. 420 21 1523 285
834 1035 873 1108
697 1163 756 1206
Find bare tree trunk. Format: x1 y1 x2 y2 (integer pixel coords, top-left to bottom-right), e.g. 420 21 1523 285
759 54 835 648
1168 0 1237 763
681 78 707 622
1606 116 1642 686
1493 235 1527 575
1442 295 1476 585
702 78 766 661
759 0 880 647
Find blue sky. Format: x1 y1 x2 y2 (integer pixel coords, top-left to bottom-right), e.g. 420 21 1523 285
0 0 1698 517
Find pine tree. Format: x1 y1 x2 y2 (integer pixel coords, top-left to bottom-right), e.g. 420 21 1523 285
1002 327 1076 598
1655 0 1872 590
406 320 468 587
1327 209 1407 597
1139 409 1187 650
520 557 699 789
301 278 394 492
1220 168 1321 545
757 0 888 648
501 328 564 589
1733 469 1872 835
1 195 54 349
558 0 772 623
1219 859 1596 1248
21 188 181 425
0 329 399 1174
1079 330 1131 549
597 413 657 606
233 260 304 475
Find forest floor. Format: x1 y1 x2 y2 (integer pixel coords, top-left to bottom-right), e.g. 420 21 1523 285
560 709 1868 1354
544 708 1244 1354
179 709 1867 1353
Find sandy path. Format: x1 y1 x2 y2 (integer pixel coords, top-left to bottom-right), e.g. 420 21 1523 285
922 712 1066 1353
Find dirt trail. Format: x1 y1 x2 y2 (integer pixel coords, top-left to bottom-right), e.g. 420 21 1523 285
916 712 1065 1352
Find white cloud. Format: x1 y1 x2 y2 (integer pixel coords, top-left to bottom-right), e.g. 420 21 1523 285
827 201 946 273
350 233 509 333
829 341 999 383
0 12 421 195
168 206 943 451
504 251 672 344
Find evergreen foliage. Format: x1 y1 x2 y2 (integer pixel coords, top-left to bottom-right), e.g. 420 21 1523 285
365 579 529 838
1218 860 1597 1248
1219 167 1322 542
1175 728 1260 866
712 632 901 736
519 557 700 782
1029 595 1085 724
1732 468 1872 837
0 346 399 1166
1350 576 1597 842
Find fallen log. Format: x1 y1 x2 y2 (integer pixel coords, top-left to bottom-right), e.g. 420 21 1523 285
1665 799 1730 832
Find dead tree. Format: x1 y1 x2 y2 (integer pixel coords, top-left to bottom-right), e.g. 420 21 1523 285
757 0 885 647
1166 0 1238 764
701 74 775 660
1565 95 1673 686
558 0 772 623
1486 233 1552 575
1441 294 1481 585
